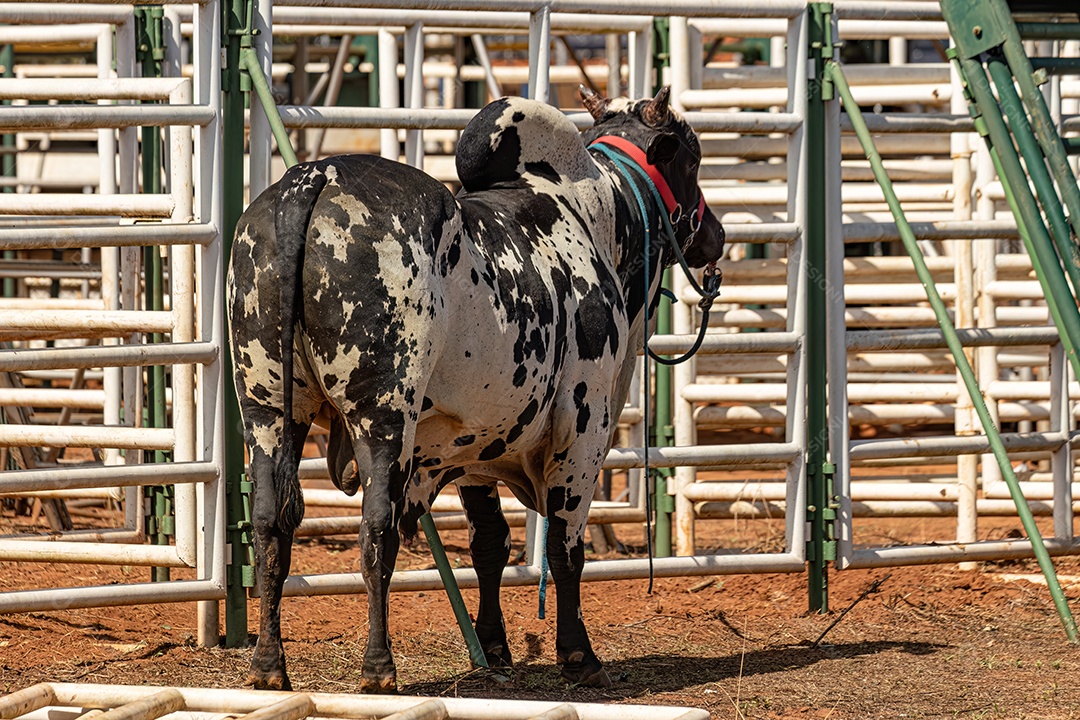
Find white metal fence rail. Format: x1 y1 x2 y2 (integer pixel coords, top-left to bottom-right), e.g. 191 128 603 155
0 1 227 646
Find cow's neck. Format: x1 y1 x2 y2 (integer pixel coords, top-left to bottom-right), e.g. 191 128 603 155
594 158 669 337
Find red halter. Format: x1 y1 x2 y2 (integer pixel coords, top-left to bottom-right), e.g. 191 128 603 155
588 134 706 228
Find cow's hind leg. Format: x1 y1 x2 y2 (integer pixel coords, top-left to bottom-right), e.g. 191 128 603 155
246 418 310 691
459 484 512 668
352 437 409 694
546 487 612 688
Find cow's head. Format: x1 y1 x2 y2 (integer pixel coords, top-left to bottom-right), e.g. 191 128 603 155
580 86 724 269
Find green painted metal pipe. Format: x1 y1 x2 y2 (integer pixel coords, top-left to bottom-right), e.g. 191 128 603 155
985 51 1080 301
828 59 1078 644
653 270 674 559
993 0 1080 248
957 54 1080 382
222 0 251 650
1016 22 1080 41
419 514 489 669
805 2 832 614
240 48 299 169
1030 57 1080 75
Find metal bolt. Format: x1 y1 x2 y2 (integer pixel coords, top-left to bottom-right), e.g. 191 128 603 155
973 26 983 38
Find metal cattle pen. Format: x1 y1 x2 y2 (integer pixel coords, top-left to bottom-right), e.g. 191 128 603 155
0 0 1077 650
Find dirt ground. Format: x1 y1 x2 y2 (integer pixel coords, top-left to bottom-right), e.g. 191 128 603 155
2 506 1080 720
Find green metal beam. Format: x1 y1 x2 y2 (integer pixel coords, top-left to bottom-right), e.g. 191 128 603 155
806 2 834 614
953 51 1080 381
419 515 488 669
991 2 1080 250
223 0 252 649
240 48 298 168
829 58 1078 644
984 51 1080 302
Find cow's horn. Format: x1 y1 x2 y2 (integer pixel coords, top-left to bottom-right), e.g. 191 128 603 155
580 84 608 121
642 86 672 127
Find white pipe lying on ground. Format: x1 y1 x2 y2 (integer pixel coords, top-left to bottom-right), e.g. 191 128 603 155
45 683 713 720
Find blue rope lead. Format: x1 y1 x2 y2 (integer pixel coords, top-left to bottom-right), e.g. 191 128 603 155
537 516 550 618
592 143 657 593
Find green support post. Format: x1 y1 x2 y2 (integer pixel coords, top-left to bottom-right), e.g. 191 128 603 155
805 3 834 614
983 51 1080 301
650 17 673 558
941 0 1080 255
953 52 1080 381
223 0 254 649
828 59 1078 644
653 270 674 558
419 515 488 669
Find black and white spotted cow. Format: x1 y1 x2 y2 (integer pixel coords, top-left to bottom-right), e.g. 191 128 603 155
227 86 725 694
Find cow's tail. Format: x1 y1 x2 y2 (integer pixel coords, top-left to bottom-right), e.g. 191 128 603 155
272 163 327 533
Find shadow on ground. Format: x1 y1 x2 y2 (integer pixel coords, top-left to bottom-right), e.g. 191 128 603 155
401 640 945 699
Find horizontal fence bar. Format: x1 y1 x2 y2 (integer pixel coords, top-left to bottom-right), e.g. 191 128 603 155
0 5 133 23
849 431 1073 461
0 105 215 131
847 326 1061 352
0 540 188 567
0 24 108 43
272 0 808 18
695 400 1067 428
0 194 173 217
0 388 105 408
840 113 974 133
0 461 218 494
282 552 805 598
848 539 1080 568
692 17 949 39
0 223 218 250
831 0 942 21
0 309 173 338
722 222 801 244
271 106 802 134
843 219 1019 242
0 77 188 100
647 331 799 355
0 579 225 616
1016 22 1080 40
270 6 653 30
0 425 174 451
603 443 801 469
0 342 217 373
697 499 1080 519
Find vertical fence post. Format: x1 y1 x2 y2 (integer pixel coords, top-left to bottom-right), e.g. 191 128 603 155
805 2 834 613
650 17 673 558
222 0 254 649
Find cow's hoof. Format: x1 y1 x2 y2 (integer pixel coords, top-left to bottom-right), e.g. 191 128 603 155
473 643 513 670
245 670 292 691
359 672 398 694
558 651 613 689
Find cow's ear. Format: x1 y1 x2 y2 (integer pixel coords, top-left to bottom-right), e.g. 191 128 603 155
579 84 609 122
646 132 680 165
